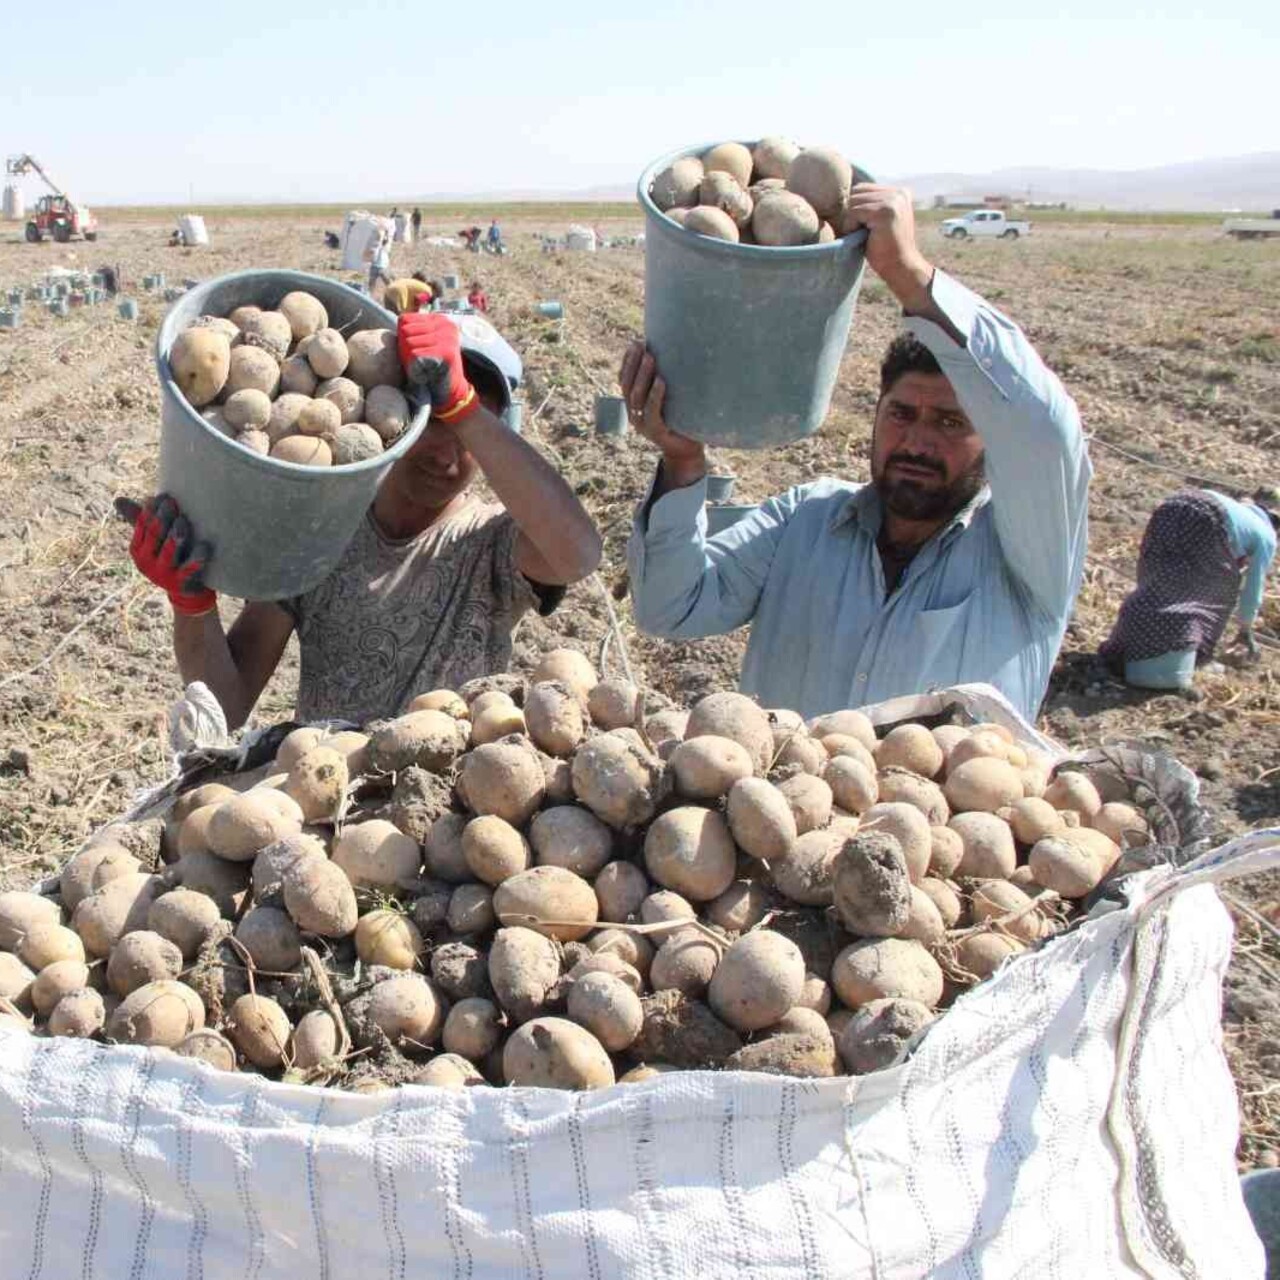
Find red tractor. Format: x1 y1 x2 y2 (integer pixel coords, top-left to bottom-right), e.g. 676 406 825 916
7 154 98 243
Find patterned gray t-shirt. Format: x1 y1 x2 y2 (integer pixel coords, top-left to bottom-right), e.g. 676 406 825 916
281 502 537 725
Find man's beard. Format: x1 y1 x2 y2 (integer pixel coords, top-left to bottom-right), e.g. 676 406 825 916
874 452 986 522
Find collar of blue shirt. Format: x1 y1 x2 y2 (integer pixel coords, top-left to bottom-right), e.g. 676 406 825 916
827 481 993 543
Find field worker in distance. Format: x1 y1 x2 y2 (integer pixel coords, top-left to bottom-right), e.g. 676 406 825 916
468 281 489 313
1100 487 1277 689
622 184 1091 722
368 230 393 295
411 207 422 239
125 308 601 729
487 219 502 253
384 275 433 314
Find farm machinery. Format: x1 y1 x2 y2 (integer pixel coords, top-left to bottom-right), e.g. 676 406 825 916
6 154 98 243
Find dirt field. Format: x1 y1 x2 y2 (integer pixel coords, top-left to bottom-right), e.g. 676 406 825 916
0 208 1276 1165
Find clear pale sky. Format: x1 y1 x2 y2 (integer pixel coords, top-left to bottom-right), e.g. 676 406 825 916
4 0 1274 205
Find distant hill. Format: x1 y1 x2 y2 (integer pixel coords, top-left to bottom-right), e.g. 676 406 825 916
891 153 1280 212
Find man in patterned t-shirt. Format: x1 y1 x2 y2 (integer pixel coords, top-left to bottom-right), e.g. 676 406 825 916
127 313 601 728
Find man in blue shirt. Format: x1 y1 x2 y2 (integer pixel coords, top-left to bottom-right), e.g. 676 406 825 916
622 184 1091 723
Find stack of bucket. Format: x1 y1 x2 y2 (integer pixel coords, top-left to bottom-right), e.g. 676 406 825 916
0 306 20 330
48 298 69 317
118 298 139 321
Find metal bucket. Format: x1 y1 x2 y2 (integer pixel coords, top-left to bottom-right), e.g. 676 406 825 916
536 301 564 319
0 308 19 330
594 395 628 436
156 269 429 601
118 298 139 320
638 142 869 449
705 503 758 536
443 273 460 290
1241 1169 1279 1277
48 299 69 317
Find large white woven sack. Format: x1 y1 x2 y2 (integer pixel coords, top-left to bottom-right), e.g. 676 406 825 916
0 829 1271 1279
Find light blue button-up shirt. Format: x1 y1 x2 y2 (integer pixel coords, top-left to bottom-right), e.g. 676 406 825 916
1205 490 1276 626
627 270 1092 723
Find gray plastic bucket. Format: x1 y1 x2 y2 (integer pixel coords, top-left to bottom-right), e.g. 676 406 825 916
594 395 628 436
443 273 460 290
706 474 737 503
1241 1169 1279 1276
118 298 139 320
156 269 429 602
536 301 564 319
638 142 869 449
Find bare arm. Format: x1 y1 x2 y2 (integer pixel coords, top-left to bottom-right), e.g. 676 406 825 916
173 601 295 731
451 407 602 584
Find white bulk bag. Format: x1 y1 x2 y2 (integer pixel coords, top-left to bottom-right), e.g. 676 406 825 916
341 212 393 270
567 224 597 252
178 214 209 246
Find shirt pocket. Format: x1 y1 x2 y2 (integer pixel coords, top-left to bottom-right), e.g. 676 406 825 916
913 596 973 678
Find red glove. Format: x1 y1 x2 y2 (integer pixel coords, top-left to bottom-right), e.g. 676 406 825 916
124 494 217 617
397 312 478 424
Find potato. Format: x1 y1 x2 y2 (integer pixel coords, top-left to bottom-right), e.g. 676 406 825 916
424 812 472 884
587 927 652 979
945 758 1024 814
90 848 142 891
345 328 403 390
306 328 349 379
530 648 597 700
649 934 720 997
225 344 280 398
897 884 945 946
767 829 840 906
971 879 1045 943
1007 865 1039 894
238 428 270 455
228 993 292 1068
571 733 660 830
948 811 1017 880
831 830 912 937
774 732 826 775
108 979 204 1047
291 398 340 439
462 738 547 826
644 807 737 902
440 997 501 1061
877 724 942 778
704 880 771 934
278 354 318 398
274 726 325 772
175 1028 238 1071
282 857 359 937
810 709 878 752
238 308 292 360
278 290 328 341
493 865 598 943
313 378 363 427
752 136 800 180
751 191 819 246
877 769 950 825
107 930 183 997
686 692 774 774
48 988 106 1039
775 774 833 836
0 952 35 1010
503 1016 614 1089
524 681 588 757
528 806 613 878
291 1010 341 1070
412 1055 484 1089
838 997 935 1074
354 909 424 970
585 679 637 730
223 387 272 432
430 940 491 1001
169 850 250 917
228 304 262 330
462 815 531 886
366 973 444 1048
449 884 496 934
366 384 411 441
0 890 62 952
322 421 382 465
859 801 931 883
651 156 704 211
702 141 754 187
824 756 879 815
1092 802 1149 846
189 314 240 343
568 952 643 995
235 906 302 972
284 746 349 823
765 1004 834 1043
1007 797 1066 846
927 824 965 879
708 930 803 1032
73 873 164 958
669 736 753 801
955 933 1023 981
931 724 969 758
562 970 641 1052
61 844 127 913
947 729 1010 772
1043 771 1102 821
832 938 944 1009
488 926 562 1024
698 171 753 228
470 702 527 745
643 708 689 758
30 959 91 1016
208 792 302 863
1029 832 1105 897
725 777 797 862
170 328 231 407
586 863 643 925
16 921 84 970
334 819 421 891
683 206 739 242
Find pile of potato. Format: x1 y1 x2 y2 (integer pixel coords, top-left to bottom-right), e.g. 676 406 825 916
649 138 870 247
168 290 412 468
0 652 1153 1092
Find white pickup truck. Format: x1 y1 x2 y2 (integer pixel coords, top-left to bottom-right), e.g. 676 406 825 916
940 209 1031 239
1224 214 1280 240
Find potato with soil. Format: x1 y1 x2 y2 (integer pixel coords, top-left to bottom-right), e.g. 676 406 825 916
278 290 327 341
282 857 359 937
861 802 931 882
524 681 588 757
208 792 302 863
345 328 403 390
15 920 83 970
168 850 250 918
768 828 842 906
686 692 774 774
831 938 944 1009
751 190 820 246
49 988 107 1040
355 910 424 970
955 933 1023 981
644 806 737 902
368 709 463 774
0 953 35 1011
108 979 205 1048
632 990 742 1068
1007 797 1066 846
366 384 411 441
283 746 349 823
571 732 660 829
918 877 962 928
488 926 563 1024
461 738 546 826
170 327 231 407
593 860 649 923
30 959 91 1016
423 812 472 884
649 933 720 997
698 171 753 228
810 708 877 752
651 156 705 211
493 865 599 941
366 973 445 1048
971 879 1045 943
251 832 326 899
0 890 62 952
945 758 1024 814
824 756 879 815
949 811 1017 879
462 815 531 886
470 700 526 745
333 819 421 890
238 309 292 360
442 997 503 1061
176 1028 239 1072
704 879 772 934
877 769 950 825
726 1033 838 1078
235 906 303 972
328 424 384 465
831 830 913 937
567 971 643 1051
586 679 639 730
1043 771 1103 821
528 805 613 878
305 328 349 379
223 387 272 432
927 825 965 879
708 930 804 1032
776 773 833 835
1028 831 1110 898
503 1016 614 1089
669 736 754 800
227 993 292 1068
1092 802 1149 846
839 998 935 1073
73 873 164 958
225 344 280 399
107 930 183 996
